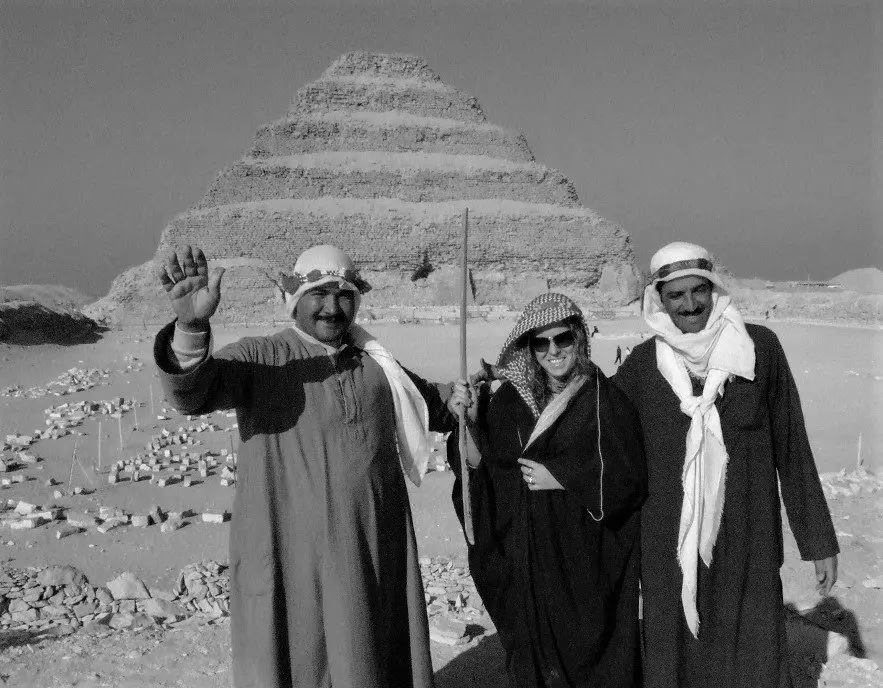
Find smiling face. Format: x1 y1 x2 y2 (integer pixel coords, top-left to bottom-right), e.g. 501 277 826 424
294 283 357 347
531 324 577 381
658 275 714 333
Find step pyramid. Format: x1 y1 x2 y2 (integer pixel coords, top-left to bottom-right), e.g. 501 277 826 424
88 52 642 325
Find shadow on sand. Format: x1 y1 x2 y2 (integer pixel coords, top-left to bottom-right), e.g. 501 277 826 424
785 597 866 688
434 633 508 688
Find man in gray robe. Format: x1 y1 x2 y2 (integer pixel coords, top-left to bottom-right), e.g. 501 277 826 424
154 244 457 688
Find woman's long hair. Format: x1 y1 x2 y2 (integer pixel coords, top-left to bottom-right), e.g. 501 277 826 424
527 317 594 409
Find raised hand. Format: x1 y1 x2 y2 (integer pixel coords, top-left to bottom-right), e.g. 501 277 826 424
158 246 225 332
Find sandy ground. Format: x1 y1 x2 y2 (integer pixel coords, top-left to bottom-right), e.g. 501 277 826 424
0 317 879 687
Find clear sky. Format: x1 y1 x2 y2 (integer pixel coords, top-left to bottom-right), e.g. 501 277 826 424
1 0 879 297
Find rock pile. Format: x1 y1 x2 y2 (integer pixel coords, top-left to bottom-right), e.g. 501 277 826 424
41 396 134 438
820 467 883 499
0 556 489 644
170 562 230 617
421 555 487 645
1 367 111 399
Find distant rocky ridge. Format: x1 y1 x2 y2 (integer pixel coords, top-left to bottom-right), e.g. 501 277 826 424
86 51 643 326
0 285 99 345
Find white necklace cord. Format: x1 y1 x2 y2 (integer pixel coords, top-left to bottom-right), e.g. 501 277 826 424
587 372 604 522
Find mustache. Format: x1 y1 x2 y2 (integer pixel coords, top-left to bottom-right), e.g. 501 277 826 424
678 306 706 317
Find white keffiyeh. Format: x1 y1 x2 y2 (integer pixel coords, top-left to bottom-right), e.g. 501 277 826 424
644 280 755 637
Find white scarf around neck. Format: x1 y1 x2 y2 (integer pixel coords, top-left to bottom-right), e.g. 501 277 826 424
644 284 755 636
348 324 432 487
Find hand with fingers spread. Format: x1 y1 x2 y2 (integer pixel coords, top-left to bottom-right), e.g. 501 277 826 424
517 458 563 491
158 246 225 332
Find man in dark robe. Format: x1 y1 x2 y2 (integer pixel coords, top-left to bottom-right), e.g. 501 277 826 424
612 242 839 688
154 244 456 688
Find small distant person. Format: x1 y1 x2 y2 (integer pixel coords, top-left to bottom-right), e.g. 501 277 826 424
612 242 838 688
614 345 623 365
591 325 599 337
449 293 647 687
153 245 460 688
624 346 631 359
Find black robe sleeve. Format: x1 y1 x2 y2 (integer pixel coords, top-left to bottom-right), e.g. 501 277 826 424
765 330 839 561
153 320 256 415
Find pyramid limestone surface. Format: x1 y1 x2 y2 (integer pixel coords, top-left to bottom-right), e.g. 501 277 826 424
89 51 642 325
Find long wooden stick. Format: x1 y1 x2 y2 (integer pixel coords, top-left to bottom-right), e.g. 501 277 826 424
459 207 474 545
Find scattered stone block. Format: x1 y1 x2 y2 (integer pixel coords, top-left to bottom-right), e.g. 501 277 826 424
16 452 38 465
201 512 228 524
97 517 127 534
106 572 151 600
130 514 150 528
56 525 83 539
148 505 164 524
10 517 46 530
14 501 37 516
141 597 185 621
66 512 98 529
429 615 470 646
161 514 183 534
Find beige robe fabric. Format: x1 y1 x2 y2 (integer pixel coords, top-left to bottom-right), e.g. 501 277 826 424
156 322 453 688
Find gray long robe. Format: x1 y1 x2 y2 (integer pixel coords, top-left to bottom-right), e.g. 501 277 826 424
155 322 454 688
613 323 838 688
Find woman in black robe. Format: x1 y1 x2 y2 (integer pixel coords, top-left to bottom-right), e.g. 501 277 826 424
449 293 647 688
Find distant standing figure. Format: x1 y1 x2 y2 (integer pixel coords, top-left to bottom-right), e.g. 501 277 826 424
153 244 459 688
591 325 599 337
624 346 632 359
612 242 838 688
614 345 623 365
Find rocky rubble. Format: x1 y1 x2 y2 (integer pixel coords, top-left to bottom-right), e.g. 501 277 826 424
1 367 111 399
820 468 883 499
0 555 488 642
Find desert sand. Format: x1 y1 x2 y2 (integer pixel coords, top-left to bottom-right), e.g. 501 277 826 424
0 317 879 687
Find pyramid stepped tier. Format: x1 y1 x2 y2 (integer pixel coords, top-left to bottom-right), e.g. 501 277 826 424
91 52 642 325
198 154 579 208
291 76 486 122
250 112 534 162
159 198 626 282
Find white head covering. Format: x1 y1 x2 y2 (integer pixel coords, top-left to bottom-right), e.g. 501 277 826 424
283 245 432 488
282 244 371 318
643 241 755 638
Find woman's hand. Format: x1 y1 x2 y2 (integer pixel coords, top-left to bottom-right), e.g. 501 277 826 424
448 378 478 424
517 458 563 491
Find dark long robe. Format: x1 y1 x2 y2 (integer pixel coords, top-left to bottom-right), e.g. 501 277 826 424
451 369 647 688
154 322 454 688
612 323 839 688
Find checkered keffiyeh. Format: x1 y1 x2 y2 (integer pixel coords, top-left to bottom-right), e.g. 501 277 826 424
497 292 591 418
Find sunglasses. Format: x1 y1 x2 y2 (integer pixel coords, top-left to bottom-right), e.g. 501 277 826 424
530 330 576 353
